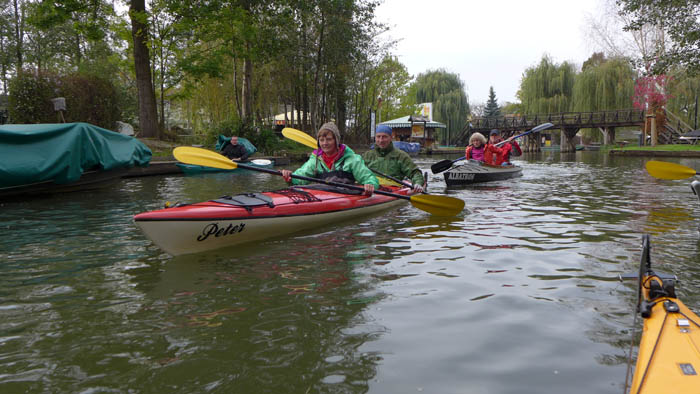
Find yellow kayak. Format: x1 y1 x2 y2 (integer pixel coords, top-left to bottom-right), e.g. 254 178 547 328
625 235 700 393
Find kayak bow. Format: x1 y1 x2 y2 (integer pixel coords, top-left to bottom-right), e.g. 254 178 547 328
621 234 700 393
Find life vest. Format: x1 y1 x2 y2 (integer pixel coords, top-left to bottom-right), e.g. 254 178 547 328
314 169 356 185
465 145 486 161
484 144 504 166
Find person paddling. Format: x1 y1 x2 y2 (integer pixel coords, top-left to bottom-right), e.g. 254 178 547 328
465 132 487 162
281 122 378 195
362 124 425 193
485 129 521 165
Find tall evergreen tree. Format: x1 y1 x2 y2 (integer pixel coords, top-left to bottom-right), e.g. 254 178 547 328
484 86 500 117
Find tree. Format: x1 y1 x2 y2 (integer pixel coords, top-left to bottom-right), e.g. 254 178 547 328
517 55 575 114
571 56 636 112
584 0 668 71
129 0 158 137
484 86 500 117
617 0 700 74
413 69 469 142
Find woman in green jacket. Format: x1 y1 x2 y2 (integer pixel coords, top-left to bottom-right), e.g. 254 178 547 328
281 122 378 195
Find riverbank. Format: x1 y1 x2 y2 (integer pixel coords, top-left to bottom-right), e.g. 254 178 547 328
608 144 700 157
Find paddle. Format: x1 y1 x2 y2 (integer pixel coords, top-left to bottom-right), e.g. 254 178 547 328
645 160 698 180
370 168 414 189
282 127 399 187
430 122 555 174
173 146 464 216
282 127 317 149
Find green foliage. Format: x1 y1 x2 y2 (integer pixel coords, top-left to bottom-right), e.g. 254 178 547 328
517 56 576 114
59 73 121 128
372 56 414 122
666 70 700 129
204 118 283 155
571 57 636 112
484 86 500 117
581 52 606 72
7 72 59 123
617 0 700 75
7 71 122 128
412 69 470 141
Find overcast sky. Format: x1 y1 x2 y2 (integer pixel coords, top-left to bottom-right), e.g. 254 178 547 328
375 0 604 105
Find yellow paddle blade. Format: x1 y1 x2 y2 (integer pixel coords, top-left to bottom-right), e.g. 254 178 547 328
409 194 465 217
646 160 697 180
173 146 238 170
282 127 317 149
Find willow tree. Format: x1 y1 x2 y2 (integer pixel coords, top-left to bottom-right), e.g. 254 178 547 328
571 56 636 112
413 69 469 143
570 56 636 141
666 71 700 129
517 55 576 114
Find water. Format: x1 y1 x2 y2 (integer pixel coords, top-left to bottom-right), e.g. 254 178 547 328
1 152 699 393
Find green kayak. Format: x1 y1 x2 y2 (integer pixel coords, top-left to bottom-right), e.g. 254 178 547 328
177 159 273 175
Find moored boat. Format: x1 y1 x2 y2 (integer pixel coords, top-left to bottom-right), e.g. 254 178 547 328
443 160 522 186
176 159 273 175
621 234 700 393
134 184 411 255
0 122 151 199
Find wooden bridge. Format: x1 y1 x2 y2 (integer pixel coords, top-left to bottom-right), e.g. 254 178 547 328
462 109 693 152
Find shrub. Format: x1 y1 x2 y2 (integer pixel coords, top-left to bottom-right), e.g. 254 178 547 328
7 71 59 123
7 71 122 129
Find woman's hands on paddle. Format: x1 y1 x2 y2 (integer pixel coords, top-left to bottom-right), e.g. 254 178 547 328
412 184 424 193
280 169 374 195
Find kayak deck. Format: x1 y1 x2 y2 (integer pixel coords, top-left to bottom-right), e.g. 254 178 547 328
444 160 522 186
134 185 410 255
626 235 700 393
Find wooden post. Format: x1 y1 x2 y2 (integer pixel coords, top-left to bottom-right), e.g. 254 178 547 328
648 114 657 146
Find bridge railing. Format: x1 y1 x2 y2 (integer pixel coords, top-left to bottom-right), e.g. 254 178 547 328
470 109 645 130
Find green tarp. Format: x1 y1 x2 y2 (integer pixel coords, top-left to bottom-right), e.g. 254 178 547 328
0 122 152 188
215 135 257 156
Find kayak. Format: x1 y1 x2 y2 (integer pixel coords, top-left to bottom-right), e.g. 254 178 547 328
134 184 411 255
176 159 273 175
622 234 700 393
443 160 522 186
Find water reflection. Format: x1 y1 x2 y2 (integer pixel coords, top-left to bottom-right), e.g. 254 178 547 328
1 154 700 393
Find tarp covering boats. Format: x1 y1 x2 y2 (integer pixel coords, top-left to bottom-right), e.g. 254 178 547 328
0 122 151 190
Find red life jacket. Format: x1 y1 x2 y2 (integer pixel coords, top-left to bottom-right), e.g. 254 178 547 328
484 144 504 166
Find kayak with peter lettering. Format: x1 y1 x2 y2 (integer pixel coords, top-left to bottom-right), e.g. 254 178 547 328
134 184 411 255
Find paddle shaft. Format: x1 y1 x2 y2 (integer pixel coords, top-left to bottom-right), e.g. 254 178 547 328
370 168 413 188
234 162 412 201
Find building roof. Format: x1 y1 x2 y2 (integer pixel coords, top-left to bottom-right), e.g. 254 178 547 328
379 115 446 129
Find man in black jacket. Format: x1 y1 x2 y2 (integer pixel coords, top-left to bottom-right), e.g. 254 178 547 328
222 136 249 161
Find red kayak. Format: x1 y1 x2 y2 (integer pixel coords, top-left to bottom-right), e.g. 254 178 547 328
134 184 411 255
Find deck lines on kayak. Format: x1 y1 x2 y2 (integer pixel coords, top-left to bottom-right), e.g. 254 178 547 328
623 234 700 394
635 312 669 394
134 192 408 222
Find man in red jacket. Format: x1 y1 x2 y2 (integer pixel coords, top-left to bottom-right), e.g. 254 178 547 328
487 129 522 165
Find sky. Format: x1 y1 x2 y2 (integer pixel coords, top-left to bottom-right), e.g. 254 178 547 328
374 0 604 105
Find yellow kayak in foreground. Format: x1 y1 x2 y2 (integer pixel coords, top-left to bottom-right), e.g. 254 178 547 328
624 235 700 393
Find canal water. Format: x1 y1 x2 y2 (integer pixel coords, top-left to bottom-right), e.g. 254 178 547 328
1 152 699 393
